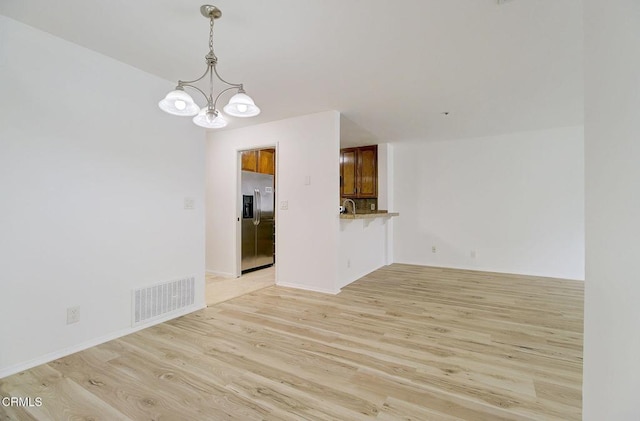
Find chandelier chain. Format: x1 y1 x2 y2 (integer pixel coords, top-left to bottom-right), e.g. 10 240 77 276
209 17 215 55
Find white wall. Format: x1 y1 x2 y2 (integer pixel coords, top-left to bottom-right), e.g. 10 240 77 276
205 111 341 294
583 1 640 419
377 144 390 210
393 127 584 280
0 17 205 377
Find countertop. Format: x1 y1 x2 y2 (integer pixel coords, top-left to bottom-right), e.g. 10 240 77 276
340 210 399 220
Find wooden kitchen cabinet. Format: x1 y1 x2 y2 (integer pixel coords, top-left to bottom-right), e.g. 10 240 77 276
341 148 357 196
241 150 258 172
340 145 377 198
241 149 275 176
258 149 275 175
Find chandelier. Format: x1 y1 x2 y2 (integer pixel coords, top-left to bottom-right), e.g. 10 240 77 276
158 5 260 129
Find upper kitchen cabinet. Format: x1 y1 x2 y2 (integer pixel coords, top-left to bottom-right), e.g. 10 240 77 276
241 149 275 175
340 145 377 198
258 149 275 175
241 150 258 172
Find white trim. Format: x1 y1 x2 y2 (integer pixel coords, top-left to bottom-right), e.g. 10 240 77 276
205 270 236 278
235 149 243 278
276 282 341 295
0 304 205 379
394 261 585 282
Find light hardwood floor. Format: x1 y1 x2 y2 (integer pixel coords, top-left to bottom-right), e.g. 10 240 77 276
206 266 275 306
0 264 583 420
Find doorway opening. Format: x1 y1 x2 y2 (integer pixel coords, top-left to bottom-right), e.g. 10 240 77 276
205 146 278 307
205 146 277 306
238 147 276 276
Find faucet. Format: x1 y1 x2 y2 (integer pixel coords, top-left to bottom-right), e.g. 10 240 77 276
342 198 356 216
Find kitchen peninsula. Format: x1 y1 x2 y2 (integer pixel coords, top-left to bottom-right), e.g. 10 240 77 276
340 210 399 220
338 143 398 289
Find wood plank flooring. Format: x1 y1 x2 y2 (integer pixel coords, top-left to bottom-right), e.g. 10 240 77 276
0 264 583 420
206 266 275 306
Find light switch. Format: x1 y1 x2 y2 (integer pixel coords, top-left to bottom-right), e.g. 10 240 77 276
280 201 288 210
184 198 195 210
304 176 311 185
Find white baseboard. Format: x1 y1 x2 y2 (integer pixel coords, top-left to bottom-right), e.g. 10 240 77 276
276 282 341 295
205 269 237 278
338 265 387 289
0 304 205 380
394 261 585 282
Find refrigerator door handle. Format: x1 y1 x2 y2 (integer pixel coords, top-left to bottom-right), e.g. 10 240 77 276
253 189 258 225
256 189 262 224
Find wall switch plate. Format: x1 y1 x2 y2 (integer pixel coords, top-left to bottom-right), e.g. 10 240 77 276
304 176 311 185
67 306 80 324
471 250 477 258
432 246 437 253
280 201 288 210
184 198 195 210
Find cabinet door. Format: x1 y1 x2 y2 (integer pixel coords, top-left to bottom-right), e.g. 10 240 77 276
357 145 377 197
341 148 357 197
241 150 258 172
258 149 275 175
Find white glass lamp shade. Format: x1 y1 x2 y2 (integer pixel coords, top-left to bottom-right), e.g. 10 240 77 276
193 108 228 129
158 89 200 116
223 92 261 117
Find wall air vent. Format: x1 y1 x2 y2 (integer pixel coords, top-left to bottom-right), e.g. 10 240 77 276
132 276 195 326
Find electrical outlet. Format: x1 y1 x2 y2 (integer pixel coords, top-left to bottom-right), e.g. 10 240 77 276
432 246 437 253
67 306 80 324
370 203 375 211
347 259 351 268
471 250 477 258
280 201 288 210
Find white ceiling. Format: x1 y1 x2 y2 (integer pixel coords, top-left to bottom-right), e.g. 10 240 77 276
0 0 583 146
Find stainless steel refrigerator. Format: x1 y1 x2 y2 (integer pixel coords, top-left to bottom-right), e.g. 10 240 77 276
241 171 275 272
